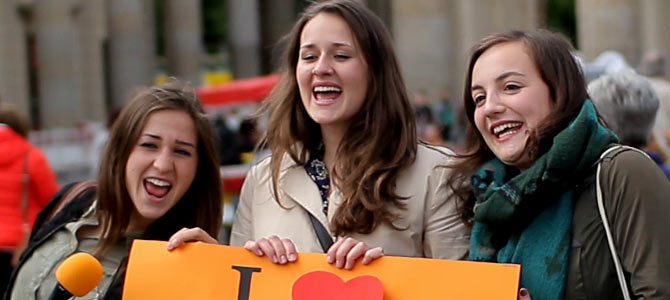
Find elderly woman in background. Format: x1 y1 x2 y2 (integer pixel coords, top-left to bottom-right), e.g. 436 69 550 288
638 52 670 173
589 70 670 179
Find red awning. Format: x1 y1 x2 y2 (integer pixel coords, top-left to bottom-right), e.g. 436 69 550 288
197 73 280 106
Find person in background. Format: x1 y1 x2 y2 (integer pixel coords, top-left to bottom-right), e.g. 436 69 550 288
0 102 59 296
638 51 670 169
237 118 260 157
447 29 670 300
412 89 435 141
4 81 222 300
589 70 670 179
435 89 455 142
169 0 470 269
89 108 121 179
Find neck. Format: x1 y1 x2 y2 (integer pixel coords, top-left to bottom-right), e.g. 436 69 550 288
320 123 347 174
126 211 151 234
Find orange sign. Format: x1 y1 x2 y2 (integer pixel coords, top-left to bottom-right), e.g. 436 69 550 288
123 240 520 300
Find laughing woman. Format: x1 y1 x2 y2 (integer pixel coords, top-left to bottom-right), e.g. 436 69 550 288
4 81 222 300
228 0 469 268
447 29 670 300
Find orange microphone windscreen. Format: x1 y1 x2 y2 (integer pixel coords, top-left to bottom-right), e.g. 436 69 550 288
55 252 104 297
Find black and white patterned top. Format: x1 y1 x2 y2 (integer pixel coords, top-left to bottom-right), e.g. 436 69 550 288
303 144 330 216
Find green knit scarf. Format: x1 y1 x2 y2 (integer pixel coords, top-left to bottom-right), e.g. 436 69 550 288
469 101 618 300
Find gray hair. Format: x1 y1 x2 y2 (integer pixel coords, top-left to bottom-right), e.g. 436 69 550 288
589 70 660 148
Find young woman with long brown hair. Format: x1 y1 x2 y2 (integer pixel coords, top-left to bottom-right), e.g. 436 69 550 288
5 81 222 300
449 29 670 300
227 0 469 269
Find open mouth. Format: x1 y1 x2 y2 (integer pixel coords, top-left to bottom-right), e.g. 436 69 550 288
312 85 342 103
144 177 172 198
491 122 523 139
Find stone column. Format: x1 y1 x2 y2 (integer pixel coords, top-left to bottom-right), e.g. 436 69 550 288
392 0 458 101
577 0 640 64
78 0 106 122
227 0 262 78
259 0 296 73
34 0 84 128
164 0 202 85
639 0 670 78
0 0 31 121
107 0 156 109
392 0 543 106
455 0 542 91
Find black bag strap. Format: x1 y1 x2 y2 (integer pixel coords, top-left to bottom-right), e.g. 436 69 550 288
308 213 333 252
20 151 30 228
46 180 98 221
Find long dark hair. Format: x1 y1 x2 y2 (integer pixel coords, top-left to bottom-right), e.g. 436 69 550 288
260 0 417 235
447 29 588 223
95 80 222 255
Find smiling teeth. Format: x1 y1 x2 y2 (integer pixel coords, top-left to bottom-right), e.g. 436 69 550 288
498 129 519 138
313 86 341 93
146 178 170 187
493 122 522 135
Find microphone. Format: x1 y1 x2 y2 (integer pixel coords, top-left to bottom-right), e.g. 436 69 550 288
48 252 104 300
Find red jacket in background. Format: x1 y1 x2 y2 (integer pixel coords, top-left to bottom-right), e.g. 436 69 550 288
0 126 59 250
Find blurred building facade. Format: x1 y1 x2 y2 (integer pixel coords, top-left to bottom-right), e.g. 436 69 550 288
0 0 669 129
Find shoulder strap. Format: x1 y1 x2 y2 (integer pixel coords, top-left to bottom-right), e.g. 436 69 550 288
46 180 98 221
308 213 333 252
20 151 30 227
596 145 648 300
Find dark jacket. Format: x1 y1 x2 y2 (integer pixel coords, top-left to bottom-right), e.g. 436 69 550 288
566 147 670 299
3 183 125 300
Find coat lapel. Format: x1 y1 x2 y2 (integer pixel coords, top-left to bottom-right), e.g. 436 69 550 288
280 164 331 233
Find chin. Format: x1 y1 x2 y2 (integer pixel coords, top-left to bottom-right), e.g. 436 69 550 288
310 116 336 126
495 152 523 165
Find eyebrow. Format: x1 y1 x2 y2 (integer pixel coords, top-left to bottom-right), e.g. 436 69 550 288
143 133 196 148
471 71 525 92
299 42 354 49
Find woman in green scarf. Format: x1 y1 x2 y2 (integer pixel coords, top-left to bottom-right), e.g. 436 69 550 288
447 29 670 300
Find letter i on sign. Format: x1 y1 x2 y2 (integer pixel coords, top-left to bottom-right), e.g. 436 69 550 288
232 265 261 300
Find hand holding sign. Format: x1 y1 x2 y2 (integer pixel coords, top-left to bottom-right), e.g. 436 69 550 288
326 237 384 270
166 227 218 250
244 235 299 264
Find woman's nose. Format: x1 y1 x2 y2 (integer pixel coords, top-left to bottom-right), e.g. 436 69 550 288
152 148 174 172
482 93 506 116
312 56 333 75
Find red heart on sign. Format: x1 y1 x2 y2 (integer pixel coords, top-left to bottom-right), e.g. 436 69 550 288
292 271 384 300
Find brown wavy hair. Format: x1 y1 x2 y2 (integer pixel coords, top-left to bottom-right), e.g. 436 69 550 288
95 80 222 255
260 0 417 235
0 102 30 137
447 29 589 224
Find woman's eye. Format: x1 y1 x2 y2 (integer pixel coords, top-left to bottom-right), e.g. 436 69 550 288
175 149 192 156
504 83 521 91
334 53 350 60
140 142 157 149
301 53 316 60
473 94 486 105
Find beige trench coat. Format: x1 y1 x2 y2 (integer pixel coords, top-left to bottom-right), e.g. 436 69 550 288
230 144 470 260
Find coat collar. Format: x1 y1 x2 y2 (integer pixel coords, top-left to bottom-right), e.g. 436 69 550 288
278 154 336 234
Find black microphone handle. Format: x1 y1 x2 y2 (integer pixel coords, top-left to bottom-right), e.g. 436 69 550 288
47 284 74 300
